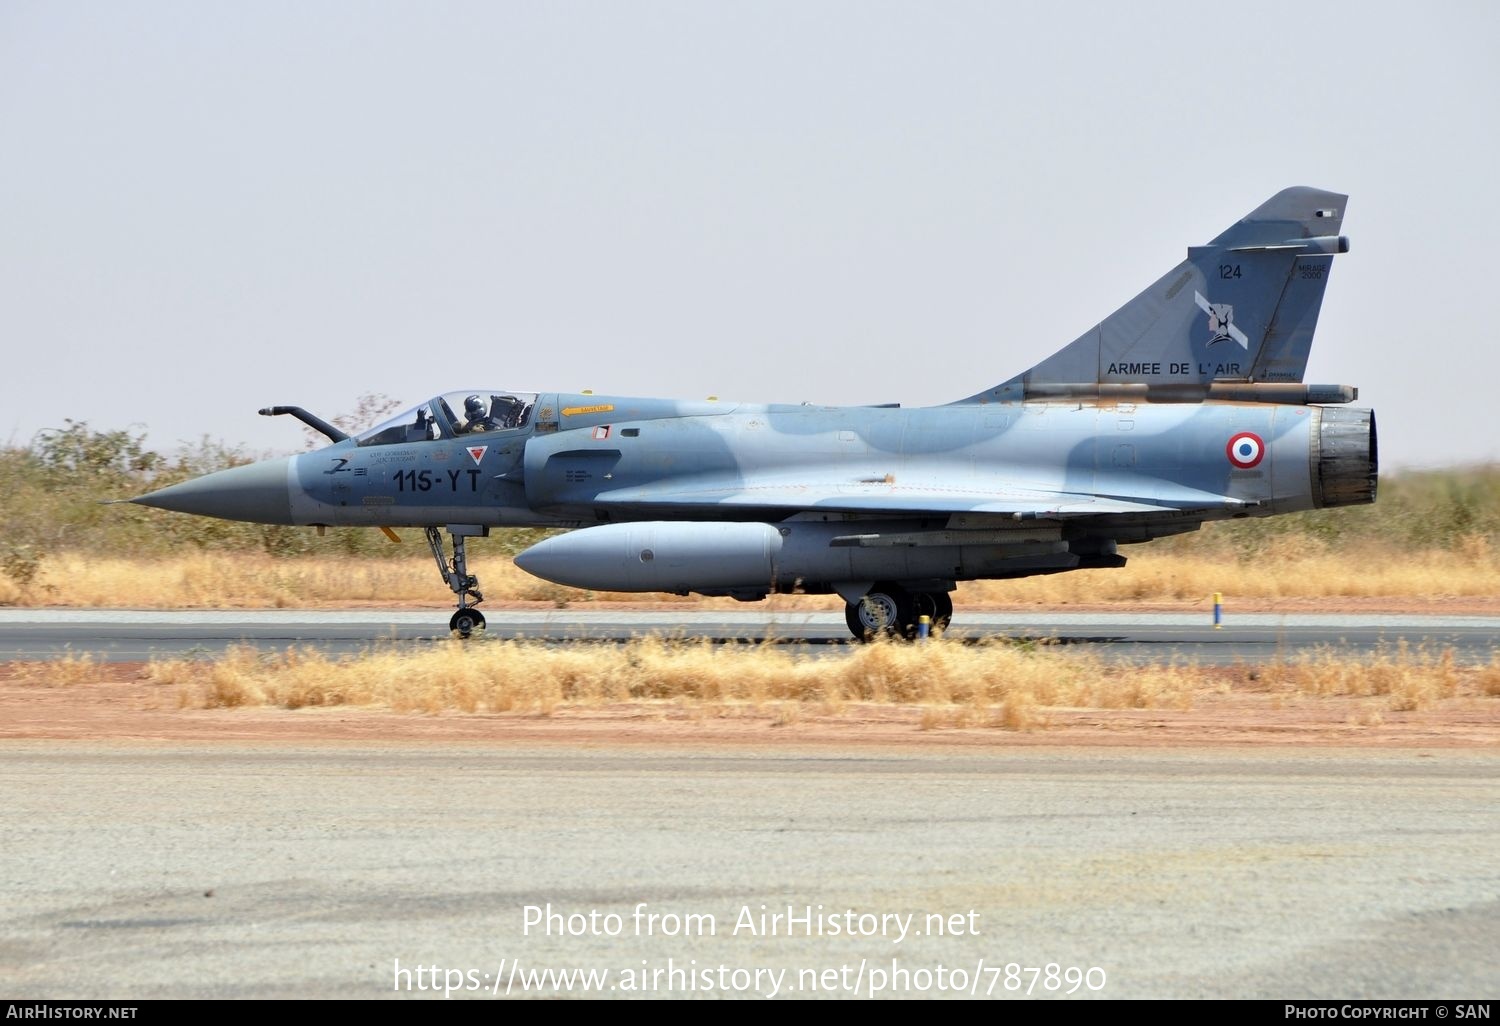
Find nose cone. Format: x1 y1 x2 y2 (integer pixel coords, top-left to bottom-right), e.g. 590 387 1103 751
131 456 295 525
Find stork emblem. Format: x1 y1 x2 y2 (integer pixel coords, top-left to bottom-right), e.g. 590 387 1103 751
1194 291 1249 349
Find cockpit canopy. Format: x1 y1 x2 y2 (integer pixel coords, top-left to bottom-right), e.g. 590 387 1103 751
356 391 539 447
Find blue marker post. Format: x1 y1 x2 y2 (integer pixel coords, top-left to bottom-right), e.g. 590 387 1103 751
1213 591 1223 630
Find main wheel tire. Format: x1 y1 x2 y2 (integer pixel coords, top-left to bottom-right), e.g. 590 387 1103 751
845 587 912 641
908 592 952 636
846 591 896 641
930 592 953 632
449 608 487 638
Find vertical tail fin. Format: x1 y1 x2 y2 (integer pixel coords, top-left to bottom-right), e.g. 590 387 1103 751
957 187 1350 403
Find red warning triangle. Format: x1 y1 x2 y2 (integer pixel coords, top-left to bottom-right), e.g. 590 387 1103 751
466 445 488 465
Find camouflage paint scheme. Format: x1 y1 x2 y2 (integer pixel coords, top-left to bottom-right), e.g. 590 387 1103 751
133 187 1377 639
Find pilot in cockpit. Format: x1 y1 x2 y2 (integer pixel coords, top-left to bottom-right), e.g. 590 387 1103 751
462 395 497 433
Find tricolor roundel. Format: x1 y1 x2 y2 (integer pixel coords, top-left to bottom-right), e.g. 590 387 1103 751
1226 432 1265 469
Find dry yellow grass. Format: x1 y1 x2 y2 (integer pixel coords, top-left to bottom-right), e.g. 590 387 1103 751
964 538 1500 604
1 552 484 609
150 636 1500 726
1265 641 1463 712
153 637 1177 727
4 540 1499 609
12 651 98 686
0 552 691 608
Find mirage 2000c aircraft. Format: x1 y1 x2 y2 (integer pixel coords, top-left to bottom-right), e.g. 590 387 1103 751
131 187 1377 640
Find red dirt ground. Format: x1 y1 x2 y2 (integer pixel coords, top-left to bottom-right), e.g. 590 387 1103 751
5 661 1496 750
7 595 1498 749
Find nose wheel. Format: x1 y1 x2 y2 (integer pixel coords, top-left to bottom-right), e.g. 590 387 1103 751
426 526 487 638
449 607 487 637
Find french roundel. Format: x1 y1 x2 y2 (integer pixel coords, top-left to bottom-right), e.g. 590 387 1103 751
1226 432 1265 469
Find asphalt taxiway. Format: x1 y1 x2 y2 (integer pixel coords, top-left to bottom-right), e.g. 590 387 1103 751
1 609 1497 664
3 742 1496 999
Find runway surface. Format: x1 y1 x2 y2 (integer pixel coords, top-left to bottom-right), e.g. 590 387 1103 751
2 609 1498 664
7 612 1498 998
3 742 1496 999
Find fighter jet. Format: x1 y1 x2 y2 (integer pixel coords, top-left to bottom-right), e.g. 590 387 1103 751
130 186 1376 640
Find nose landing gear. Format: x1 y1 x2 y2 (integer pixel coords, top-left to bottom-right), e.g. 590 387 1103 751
426 526 487 637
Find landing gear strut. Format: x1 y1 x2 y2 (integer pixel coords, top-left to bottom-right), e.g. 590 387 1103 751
843 584 953 642
426 526 486 637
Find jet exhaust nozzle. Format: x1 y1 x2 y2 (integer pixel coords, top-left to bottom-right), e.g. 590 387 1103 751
1313 407 1377 508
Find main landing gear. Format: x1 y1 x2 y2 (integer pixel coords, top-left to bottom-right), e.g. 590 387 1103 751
426 526 486 637
843 584 953 642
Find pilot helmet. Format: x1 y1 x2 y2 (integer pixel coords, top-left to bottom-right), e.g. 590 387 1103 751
464 395 486 417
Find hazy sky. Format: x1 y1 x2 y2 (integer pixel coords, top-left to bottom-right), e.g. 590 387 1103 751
3 1 1496 469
